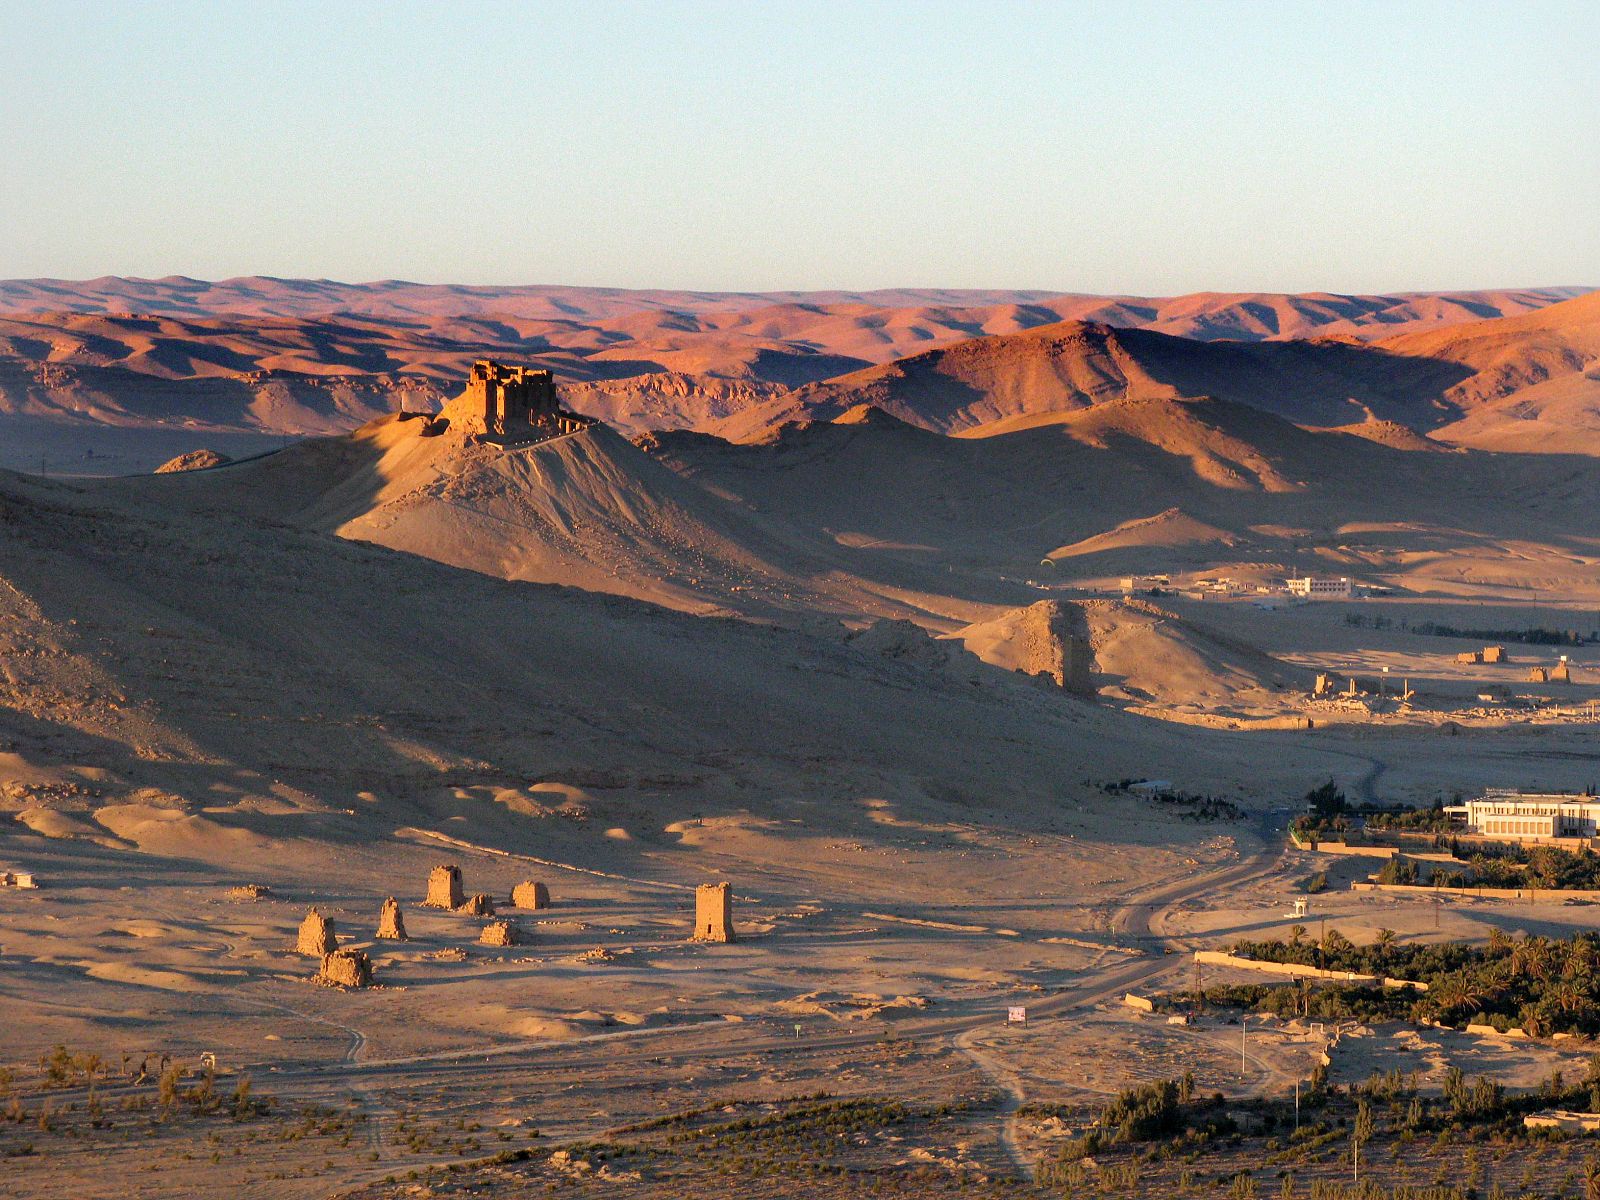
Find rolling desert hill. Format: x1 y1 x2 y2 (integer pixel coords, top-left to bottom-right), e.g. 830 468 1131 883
0 279 1591 472
0 454 1302 843
654 394 1600 599
711 290 1600 450
112 381 1600 654
0 276 1578 340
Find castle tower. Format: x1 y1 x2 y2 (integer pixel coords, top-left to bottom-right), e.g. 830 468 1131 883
692 882 735 942
466 359 558 437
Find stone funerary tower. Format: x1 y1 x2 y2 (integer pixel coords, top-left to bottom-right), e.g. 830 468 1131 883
693 882 735 942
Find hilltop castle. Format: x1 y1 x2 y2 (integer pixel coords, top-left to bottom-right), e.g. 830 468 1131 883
464 360 593 442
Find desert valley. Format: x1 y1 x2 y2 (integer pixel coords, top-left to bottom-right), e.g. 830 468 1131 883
2 272 1600 1199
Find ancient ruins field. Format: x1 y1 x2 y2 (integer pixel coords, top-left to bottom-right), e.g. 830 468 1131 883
3 276 1600 1200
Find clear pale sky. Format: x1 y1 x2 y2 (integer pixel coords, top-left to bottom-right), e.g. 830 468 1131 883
1 0 1595 294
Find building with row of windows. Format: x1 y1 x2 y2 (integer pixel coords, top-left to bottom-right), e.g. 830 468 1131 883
1443 790 1600 841
1285 576 1354 599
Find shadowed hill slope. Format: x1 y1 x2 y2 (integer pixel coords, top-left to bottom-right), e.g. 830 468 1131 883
709 290 1600 451
0 462 1290 827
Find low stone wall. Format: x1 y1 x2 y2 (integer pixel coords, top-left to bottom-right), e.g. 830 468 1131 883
1123 992 1155 1012
1194 950 1427 992
1352 881 1600 901
1291 838 1398 858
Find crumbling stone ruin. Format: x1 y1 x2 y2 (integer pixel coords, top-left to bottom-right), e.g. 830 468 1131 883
478 920 523 946
1528 666 1550 683
511 880 550 909
1 869 38 889
227 883 272 901
465 359 593 443
459 892 495 917
1553 660 1573 683
376 896 408 940
316 948 374 989
1483 645 1506 663
424 864 465 909
692 882 735 942
1016 601 1094 693
1455 650 1482 665
297 908 337 957
1312 673 1332 697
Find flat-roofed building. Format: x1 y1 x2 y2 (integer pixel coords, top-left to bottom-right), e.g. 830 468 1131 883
1285 576 1354 599
1444 790 1600 842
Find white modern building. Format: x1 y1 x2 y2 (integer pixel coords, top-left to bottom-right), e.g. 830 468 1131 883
1285 576 1354 599
1444 790 1600 841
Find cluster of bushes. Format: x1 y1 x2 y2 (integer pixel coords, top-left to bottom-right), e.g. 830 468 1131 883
1411 622 1595 646
1363 803 1457 834
1101 780 1243 822
1219 928 1600 1035
1397 842 1600 891
1339 612 1595 645
1039 1073 1241 1172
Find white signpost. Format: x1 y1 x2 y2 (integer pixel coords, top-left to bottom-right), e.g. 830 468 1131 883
1007 1005 1027 1026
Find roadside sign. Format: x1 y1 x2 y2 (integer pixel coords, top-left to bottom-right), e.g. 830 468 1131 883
1007 1006 1027 1026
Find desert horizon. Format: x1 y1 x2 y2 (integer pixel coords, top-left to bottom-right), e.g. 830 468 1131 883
5 4 1600 1198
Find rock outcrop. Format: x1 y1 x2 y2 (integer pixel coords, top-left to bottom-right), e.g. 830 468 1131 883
155 449 232 474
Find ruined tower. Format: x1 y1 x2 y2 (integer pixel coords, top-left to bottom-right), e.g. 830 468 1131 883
479 919 522 946
465 359 558 437
316 948 374 988
297 908 337 957
376 896 408 940
692 882 735 942
424 864 465 910
511 880 550 910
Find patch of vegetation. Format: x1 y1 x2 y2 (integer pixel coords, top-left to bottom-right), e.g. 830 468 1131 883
1341 612 1596 645
1102 780 1244 821
1197 928 1600 1035
1363 801 1457 834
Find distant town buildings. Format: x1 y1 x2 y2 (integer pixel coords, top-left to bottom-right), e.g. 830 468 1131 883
1445 789 1600 841
1285 576 1354 600
1119 575 1170 595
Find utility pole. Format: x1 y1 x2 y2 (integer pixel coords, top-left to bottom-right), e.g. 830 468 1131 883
1240 1017 1247 1080
1294 1079 1300 1132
